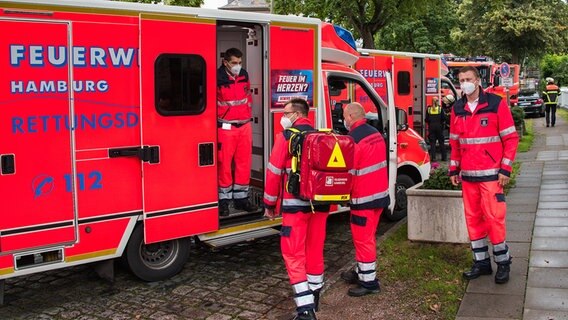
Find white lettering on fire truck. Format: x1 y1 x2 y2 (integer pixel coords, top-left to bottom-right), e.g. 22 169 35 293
10 80 109 94
11 112 139 134
10 45 137 67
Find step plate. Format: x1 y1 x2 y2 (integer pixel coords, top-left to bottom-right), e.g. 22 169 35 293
202 228 280 248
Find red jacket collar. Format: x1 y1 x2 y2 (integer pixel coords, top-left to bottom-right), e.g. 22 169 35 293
350 119 367 131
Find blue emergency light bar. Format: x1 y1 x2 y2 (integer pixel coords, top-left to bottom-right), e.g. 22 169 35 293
333 25 357 51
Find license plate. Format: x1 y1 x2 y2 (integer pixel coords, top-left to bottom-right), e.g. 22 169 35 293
519 102 530 106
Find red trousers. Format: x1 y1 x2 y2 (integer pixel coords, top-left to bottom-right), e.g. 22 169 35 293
281 211 329 285
350 208 383 263
462 180 507 244
217 123 252 200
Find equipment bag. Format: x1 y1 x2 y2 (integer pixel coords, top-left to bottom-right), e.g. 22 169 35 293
286 128 355 204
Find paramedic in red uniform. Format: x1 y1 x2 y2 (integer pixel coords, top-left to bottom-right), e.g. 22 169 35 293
263 98 329 320
449 66 519 284
217 48 257 216
339 102 390 297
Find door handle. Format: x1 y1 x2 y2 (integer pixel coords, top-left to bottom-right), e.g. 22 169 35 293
108 146 159 164
1 154 15 174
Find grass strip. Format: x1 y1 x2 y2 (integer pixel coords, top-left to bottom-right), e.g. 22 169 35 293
517 118 534 153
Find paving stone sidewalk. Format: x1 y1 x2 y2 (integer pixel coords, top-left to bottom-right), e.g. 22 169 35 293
457 112 568 320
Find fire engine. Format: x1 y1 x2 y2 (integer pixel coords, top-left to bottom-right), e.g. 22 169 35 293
356 49 458 139
445 55 520 105
0 0 430 299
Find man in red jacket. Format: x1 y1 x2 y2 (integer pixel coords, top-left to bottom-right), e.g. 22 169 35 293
339 102 390 297
449 66 519 284
264 98 329 320
217 48 257 216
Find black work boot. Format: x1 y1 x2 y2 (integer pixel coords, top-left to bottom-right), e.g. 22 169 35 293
495 261 511 284
347 283 381 297
292 309 317 320
463 260 493 280
312 289 321 312
234 199 258 212
340 270 358 284
219 201 230 217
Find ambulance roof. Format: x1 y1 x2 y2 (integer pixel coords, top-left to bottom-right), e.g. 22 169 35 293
1 0 321 26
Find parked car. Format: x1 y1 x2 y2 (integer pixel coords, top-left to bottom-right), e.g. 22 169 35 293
514 89 545 117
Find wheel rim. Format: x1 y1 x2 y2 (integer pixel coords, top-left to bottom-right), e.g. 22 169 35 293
394 184 408 211
138 240 180 270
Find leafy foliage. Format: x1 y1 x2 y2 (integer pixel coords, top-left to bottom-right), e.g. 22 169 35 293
273 0 423 49
540 54 568 87
452 0 568 64
376 0 460 53
422 164 461 190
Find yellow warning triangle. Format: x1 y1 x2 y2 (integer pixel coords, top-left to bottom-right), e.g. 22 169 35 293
327 142 347 168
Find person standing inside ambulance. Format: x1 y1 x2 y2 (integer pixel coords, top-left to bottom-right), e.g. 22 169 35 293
449 66 519 284
217 48 258 216
263 98 329 320
340 102 389 297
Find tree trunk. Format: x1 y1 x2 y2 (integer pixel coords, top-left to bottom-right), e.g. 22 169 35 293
361 27 375 49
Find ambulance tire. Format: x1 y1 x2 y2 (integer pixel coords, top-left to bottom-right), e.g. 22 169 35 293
124 224 191 282
387 174 415 221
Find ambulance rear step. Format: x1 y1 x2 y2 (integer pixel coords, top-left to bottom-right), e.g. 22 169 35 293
198 228 280 248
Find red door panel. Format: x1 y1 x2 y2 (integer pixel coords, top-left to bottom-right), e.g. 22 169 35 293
140 15 218 243
0 19 76 252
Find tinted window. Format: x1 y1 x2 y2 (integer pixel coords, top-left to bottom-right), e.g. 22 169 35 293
155 54 206 116
519 90 538 97
397 71 410 95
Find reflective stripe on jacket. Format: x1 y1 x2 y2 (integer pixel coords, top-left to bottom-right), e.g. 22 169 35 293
449 90 519 182
263 118 330 213
348 119 390 210
217 66 252 121
542 84 560 105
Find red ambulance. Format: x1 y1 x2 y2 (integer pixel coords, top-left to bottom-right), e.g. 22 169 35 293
0 0 428 295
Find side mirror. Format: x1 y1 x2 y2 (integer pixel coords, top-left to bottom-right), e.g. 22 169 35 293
396 108 408 131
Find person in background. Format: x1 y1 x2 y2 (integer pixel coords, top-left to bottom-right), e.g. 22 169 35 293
217 48 257 216
449 66 519 285
425 97 447 161
263 98 329 320
542 77 560 127
340 102 390 297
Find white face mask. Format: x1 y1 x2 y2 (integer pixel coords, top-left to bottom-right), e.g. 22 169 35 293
230 64 242 76
280 115 293 129
461 81 476 95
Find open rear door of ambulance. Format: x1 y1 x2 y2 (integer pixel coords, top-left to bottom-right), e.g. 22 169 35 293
140 14 218 244
0 19 78 258
269 20 320 140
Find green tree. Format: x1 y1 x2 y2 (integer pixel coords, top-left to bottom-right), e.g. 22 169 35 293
376 0 460 53
273 0 422 49
453 0 568 64
541 54 568 86
113 0 203 7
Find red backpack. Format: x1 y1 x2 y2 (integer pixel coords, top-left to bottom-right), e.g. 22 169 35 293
286 128 355 204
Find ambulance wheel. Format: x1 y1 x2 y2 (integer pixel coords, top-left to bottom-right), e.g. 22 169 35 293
388 174 415 221
124 224 190 282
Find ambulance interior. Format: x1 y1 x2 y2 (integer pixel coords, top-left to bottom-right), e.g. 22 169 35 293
328 77 387 137
217 22 265 222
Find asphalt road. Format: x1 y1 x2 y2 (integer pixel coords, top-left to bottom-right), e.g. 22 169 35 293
0 213 395 320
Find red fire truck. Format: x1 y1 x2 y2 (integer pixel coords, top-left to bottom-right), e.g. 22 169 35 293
356 49 458 139
446 55 520 105
0 0 430 297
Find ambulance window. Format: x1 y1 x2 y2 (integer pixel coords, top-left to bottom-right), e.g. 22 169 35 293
397 71 411 95
155 54 206 116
